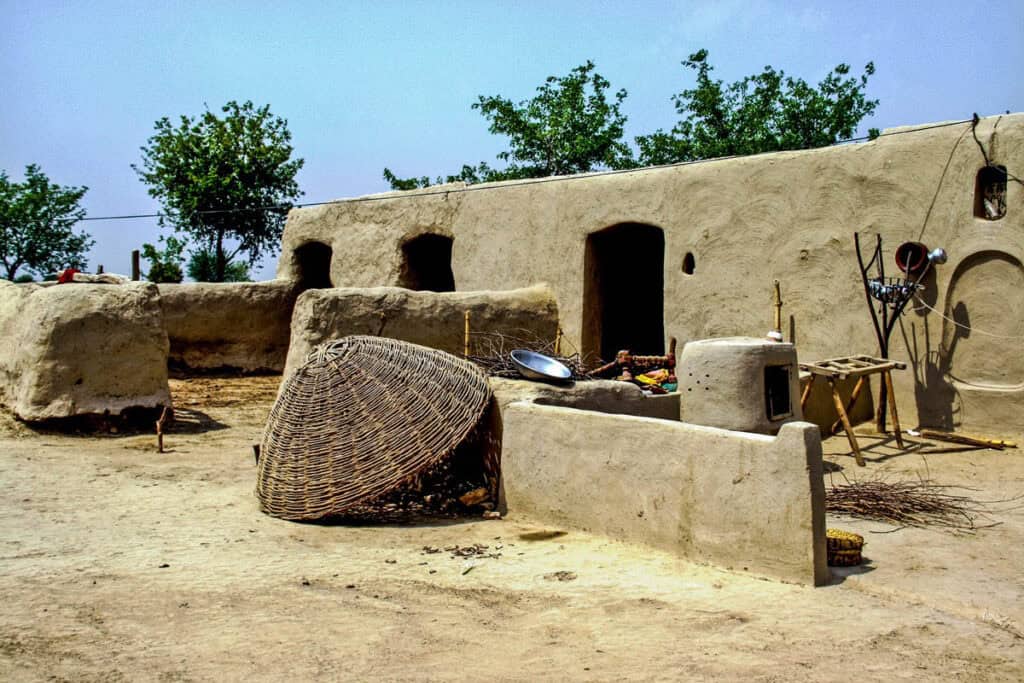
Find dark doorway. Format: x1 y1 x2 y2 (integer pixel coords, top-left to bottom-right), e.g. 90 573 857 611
294 241 333 289
400 234 455 292
583 223 665 361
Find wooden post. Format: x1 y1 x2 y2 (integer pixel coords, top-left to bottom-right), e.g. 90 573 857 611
155 406 170 453
97 264 104 274
554 327 563 356
131 250 141 281
772 279 783 336
463 311 471 358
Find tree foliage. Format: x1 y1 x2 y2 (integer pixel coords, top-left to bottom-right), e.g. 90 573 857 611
384 61 634 189
636 50 879 165
0 164 92 281
186 247 251 282
141 235 187 283
134 101 303 282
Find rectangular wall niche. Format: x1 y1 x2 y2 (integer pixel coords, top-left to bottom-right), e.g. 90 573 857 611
975 165 1007 220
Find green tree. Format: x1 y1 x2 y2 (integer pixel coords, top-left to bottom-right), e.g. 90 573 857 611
384 61 634 189
141 235 187 283
134 100 303 282
0 165 92 281
637 50 879 165
187 248 251 282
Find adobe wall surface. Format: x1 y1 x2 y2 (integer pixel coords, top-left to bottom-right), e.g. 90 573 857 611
278 114 1024 435
0 281 170 421
500 402 829 586
158 281 299 373
284 284 559 376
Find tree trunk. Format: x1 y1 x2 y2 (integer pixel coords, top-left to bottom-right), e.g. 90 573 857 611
215 232 226 283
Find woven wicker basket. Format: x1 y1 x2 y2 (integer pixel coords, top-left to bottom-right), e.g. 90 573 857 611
826 528 865 567
256 336 492 520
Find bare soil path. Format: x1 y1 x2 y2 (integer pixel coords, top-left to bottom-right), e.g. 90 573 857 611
0 377 1021 681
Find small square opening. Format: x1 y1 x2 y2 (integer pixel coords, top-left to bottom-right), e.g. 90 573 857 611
764 365 793 421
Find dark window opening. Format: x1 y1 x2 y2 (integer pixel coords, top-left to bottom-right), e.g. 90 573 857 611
682 252 696 275
764 365 793 421
400 234 455 292
974 165 1007 220
583 223 665 362
294 241 333 290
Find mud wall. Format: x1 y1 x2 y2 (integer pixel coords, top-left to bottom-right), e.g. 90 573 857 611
158 281 299 373
285 285 559 376
278 114 1024 435
0 281 170 421
501 402 828 585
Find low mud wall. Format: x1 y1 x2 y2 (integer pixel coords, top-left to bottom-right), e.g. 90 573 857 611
0 281 170 421
501 402 828 585
285 284 559 376
159 281 299 373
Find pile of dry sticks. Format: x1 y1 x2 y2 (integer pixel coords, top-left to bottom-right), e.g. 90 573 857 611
826 472 1022 533
466 330 595 380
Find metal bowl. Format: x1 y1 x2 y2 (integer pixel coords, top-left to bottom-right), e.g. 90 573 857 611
510 349 572 382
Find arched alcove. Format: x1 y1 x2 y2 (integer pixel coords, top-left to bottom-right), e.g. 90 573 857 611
943 250 1024 387
582 223 665 361
400 234 455 292
294 241 333 290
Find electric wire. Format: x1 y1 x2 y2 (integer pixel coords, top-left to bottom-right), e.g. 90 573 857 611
911 295 1024 340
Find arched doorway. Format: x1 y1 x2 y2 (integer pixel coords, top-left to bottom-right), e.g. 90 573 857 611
400 234 455 292
293 241 333 290
582 223 665 361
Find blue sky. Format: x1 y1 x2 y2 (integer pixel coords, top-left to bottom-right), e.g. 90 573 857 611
2 1 1022 279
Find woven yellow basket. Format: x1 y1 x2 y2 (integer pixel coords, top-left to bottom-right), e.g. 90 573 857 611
826 528 865 567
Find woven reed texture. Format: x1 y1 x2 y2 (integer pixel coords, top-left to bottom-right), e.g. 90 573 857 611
826 528 865 567
256 336 492 520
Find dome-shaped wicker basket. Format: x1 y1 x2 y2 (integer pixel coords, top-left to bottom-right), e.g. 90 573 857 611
256 336 492 520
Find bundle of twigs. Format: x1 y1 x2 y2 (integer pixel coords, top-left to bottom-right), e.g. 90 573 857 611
826 473 1021 533
466 330 597 380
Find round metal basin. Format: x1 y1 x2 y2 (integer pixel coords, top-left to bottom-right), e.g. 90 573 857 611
510 349 572 382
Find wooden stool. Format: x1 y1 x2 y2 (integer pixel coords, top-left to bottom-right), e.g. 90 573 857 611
799 355 907 466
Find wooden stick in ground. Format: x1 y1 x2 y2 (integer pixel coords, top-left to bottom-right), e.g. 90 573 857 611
463 311 470 358
155 406 171 453
829 377 865 466
554 327 563 356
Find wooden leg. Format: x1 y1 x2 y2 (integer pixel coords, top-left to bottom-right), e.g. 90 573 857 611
884 371 905 448
800 375 815 411
831 376 866 435
830 378 865 467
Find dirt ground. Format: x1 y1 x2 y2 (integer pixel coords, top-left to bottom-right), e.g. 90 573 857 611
1 376 1022 681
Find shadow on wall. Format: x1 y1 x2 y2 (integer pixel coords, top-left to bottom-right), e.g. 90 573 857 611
583 223 665 361
400 234 455 292
903 250 1024 429
902 308 962 431
294 241 333 290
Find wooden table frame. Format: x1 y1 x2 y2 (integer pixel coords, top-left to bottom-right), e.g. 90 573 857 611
799 355 907 466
